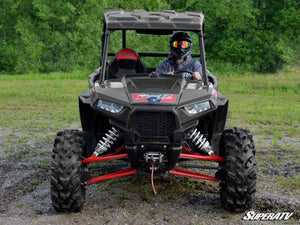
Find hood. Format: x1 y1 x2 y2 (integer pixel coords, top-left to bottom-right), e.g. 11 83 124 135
94 74 213 107
124 74 183 104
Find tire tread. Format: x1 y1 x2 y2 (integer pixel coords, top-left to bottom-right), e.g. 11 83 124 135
51 130 86 212
219 127 256 212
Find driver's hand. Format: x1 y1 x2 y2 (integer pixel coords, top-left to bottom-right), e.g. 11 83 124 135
167 72 174 75
192 72 202 80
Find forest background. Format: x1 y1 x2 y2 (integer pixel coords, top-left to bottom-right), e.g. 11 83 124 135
0 0 299 74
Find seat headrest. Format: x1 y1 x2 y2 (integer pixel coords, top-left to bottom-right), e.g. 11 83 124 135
116 49 138 62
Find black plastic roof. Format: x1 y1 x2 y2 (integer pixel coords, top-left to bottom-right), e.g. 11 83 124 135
104 10 204 31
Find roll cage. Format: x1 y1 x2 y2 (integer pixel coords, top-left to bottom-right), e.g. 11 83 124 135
99 9 208 86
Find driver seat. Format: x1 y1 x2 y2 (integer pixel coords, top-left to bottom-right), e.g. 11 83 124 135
108 48 146 79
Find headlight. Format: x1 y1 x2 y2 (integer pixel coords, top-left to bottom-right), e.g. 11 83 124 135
184 101 211 114
96 99 124 114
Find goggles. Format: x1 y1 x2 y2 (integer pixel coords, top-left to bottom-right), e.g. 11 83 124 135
172 40 190 49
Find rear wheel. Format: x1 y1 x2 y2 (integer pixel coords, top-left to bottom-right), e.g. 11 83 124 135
219 127 256 212
51 130 86 212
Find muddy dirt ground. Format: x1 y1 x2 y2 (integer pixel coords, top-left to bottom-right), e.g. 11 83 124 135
0 126 299 225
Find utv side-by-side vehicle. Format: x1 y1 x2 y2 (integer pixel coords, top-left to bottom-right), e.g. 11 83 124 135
51 9 256 213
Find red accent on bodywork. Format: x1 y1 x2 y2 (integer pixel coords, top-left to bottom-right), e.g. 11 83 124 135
169 168 220 182
212 88 217 99
161 94 176 103
91 87 96 96
132 94 147 102
116 49 138 61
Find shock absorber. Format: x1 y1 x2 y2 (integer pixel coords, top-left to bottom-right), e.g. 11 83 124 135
95 127 120 156
188 128 214 155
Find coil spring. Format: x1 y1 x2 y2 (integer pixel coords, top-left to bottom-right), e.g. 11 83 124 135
95 127 119 155
188 128 212 154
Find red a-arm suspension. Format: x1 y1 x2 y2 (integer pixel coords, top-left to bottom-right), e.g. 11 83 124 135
81 146 225 185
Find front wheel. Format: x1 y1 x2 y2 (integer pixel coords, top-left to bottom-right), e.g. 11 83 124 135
219 127 256 212
51 130 86 212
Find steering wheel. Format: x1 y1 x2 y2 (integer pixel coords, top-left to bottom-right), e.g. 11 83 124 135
174 70 194 79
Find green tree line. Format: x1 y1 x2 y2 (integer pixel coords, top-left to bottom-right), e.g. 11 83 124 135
1 0 299 74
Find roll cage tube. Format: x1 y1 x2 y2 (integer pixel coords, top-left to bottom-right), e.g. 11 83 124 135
99 29 209 86
198 30 208 86
100 30 111 83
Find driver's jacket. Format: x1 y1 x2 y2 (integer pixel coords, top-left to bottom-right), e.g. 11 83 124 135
155 54 203 78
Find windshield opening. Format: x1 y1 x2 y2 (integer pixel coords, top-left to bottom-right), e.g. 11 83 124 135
107 30 201 69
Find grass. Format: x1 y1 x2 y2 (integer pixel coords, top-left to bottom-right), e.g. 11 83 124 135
30 178 42 186
0 70 90 81
0 73 88 135
216 69 300 154
218 72 299 128
278 175 300 194
0 71 90 162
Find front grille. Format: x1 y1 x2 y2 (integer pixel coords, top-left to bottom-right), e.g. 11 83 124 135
133 111 176 137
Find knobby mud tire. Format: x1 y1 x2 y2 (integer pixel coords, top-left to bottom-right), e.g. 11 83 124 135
51 130 86 212
219 127 256 212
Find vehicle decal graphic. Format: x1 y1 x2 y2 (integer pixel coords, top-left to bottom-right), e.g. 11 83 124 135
132 94 176 103
212 89 217 99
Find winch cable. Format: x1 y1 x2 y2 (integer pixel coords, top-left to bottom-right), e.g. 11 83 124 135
151 159 157 194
